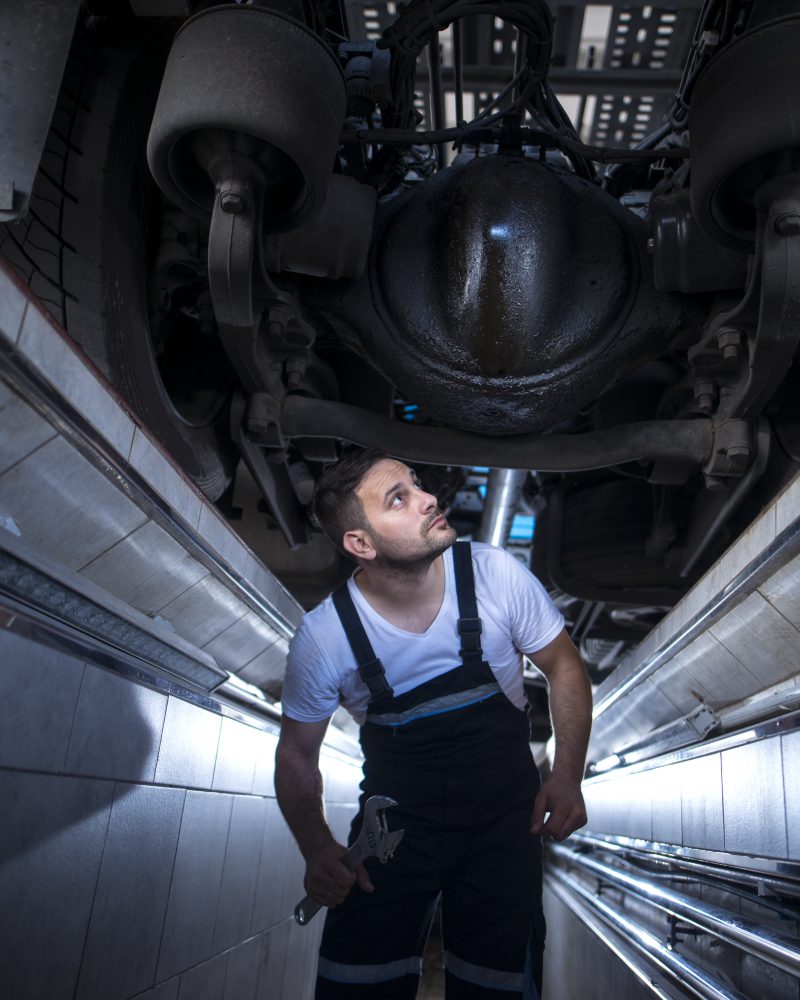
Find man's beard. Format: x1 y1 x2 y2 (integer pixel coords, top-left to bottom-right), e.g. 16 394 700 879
368 511 456 578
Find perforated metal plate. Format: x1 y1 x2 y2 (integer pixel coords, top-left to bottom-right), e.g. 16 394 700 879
342 0 703 145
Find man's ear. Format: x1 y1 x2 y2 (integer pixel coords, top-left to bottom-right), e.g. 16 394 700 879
342 529 376 561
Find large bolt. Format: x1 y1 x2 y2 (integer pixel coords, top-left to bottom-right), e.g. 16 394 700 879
219 189 246 214
723 444 750 468
716 328 742 363
285 358 307 390
703 473 726 492
693 378 715 413
775 211 800 235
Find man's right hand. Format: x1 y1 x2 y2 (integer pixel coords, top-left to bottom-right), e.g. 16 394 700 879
305 841 375 907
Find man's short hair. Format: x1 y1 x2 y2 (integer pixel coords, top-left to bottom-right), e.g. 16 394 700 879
310 447 389 554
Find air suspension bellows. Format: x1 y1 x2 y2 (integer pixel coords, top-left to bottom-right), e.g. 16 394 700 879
146 5 346 232
689 13 800 251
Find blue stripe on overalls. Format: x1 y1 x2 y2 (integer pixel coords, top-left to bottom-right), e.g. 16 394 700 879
317 541 545 1000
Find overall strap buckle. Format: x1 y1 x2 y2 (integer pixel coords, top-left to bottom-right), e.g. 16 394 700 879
458 616 483 652
358 657 394 701
452 542 486 662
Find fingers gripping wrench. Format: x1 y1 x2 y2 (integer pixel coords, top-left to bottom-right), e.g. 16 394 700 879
294 795 404 925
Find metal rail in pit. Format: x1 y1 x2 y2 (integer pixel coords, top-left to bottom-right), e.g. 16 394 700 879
543 460 800 998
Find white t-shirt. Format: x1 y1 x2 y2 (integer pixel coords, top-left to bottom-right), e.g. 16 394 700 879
281 542 564 725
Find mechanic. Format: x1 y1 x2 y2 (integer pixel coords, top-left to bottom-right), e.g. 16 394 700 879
275 448 592 999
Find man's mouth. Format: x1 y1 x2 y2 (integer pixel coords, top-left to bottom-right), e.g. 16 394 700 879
428 514 447 530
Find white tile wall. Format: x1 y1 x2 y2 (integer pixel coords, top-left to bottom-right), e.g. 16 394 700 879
1 271 303 693
18 302 137 459
0 624 362 1000
722 739 787 857
710 591 800 689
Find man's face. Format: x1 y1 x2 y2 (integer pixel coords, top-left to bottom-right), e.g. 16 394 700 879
353 459 456 565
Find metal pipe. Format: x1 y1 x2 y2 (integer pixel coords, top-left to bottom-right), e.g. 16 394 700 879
438 64 683 96
453 19 464 123
545 877 679 1000
620 872 800 921
512 29 527 101
281 396 713 472
427 36 446 167
575 43 596 140
550 844 800 977
572 600 606 644
572 833 800 897
476 469 527 546
547 868 750 1000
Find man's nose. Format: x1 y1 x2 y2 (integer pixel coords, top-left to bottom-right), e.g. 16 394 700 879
420 490 438 512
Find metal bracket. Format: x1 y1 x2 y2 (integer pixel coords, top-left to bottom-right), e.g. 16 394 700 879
666 913 704 949
230 392 309 549
703 420 752 480
206 158 262 329
246 392 285 449
674 418 771 578
688 172 800 432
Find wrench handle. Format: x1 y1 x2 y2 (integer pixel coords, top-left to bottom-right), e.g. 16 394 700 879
294 895 323 926
293 843 365 926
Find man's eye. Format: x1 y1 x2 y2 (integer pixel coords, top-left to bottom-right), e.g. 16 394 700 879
391 493 404 506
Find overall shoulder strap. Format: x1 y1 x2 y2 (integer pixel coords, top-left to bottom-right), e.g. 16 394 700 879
452 541 485 664
331 584 394 703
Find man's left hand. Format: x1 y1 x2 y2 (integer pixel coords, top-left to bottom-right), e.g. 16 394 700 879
530 774 587 841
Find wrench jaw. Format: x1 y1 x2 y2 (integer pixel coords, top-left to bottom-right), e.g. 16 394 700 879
362 795 403 864
363 795 398 828
380 828 405 864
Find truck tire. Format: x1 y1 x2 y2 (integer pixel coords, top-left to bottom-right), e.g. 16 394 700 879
0 20 236 500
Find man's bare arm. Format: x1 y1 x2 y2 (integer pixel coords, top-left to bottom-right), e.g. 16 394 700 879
526 628 592 840
275 716 373 906
275 716 334 858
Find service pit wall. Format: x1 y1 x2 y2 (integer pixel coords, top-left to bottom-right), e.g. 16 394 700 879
0 623 362 1000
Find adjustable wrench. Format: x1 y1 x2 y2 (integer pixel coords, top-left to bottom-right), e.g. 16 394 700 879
294 795 404 925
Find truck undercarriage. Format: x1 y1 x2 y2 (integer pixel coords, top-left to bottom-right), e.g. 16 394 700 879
1 0 798 683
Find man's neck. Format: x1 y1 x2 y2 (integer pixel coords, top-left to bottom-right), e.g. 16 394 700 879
354 552 448 633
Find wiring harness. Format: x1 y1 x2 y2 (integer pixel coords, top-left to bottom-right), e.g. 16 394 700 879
350 0 695 187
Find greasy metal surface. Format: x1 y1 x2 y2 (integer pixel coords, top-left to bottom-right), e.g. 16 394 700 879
308 155 702 433
282 396 713 469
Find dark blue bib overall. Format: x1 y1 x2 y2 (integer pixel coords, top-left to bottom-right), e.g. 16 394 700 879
317 542 545 1000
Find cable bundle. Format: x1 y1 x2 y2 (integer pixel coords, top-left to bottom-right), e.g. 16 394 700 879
375 0 601 179
377 0 552 126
